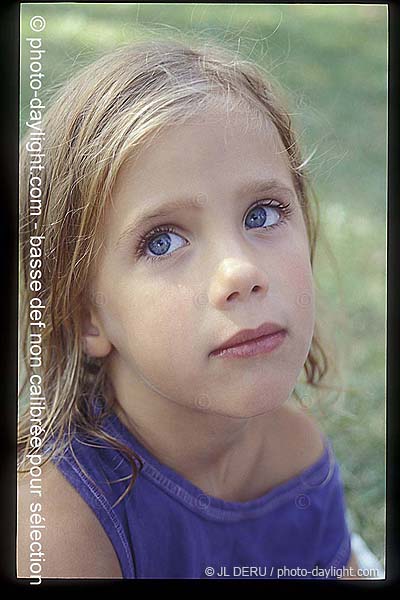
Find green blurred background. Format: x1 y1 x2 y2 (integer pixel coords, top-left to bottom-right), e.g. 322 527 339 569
20 4 386 564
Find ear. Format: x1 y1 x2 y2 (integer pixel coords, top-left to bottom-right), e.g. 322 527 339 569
82 309 112 358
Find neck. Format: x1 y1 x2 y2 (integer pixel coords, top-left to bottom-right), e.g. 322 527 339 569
109 357 285 502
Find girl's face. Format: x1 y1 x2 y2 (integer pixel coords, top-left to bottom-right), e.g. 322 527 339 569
86 106 315 418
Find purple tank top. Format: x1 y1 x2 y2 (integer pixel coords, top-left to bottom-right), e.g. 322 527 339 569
52 407 352 579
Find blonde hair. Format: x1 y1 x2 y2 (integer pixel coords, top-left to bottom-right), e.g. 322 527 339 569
18 38 343 502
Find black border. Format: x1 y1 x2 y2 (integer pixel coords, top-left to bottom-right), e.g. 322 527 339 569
1 0 398 590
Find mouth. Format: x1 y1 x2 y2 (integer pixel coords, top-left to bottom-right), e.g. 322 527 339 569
209 321 287 359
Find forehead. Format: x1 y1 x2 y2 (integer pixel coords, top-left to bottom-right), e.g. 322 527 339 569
111 106 293 209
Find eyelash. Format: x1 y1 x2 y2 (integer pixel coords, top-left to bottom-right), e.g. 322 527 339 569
134 199 294 263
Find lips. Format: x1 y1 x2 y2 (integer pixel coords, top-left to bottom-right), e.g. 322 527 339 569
210 321 286 356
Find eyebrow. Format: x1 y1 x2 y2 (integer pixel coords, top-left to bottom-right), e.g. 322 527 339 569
115 178 296 250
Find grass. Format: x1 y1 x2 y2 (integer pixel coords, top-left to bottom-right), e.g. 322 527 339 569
20 3 387 565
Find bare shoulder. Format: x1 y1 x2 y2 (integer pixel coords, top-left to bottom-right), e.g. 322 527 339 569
268 401 326 481
17 460 122 579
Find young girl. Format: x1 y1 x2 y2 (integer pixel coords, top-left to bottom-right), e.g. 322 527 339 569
18 39 360 580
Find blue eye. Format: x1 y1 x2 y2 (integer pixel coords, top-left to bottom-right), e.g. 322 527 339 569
135 200 293 263
136 226 188 263
245 203 282 229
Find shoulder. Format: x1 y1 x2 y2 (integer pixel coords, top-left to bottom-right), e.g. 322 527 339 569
266 401 326 483
17 459 122 579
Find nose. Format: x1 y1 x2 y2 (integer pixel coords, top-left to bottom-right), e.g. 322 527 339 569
208 257 269 310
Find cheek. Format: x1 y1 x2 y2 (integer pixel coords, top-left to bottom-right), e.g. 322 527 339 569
286 254 315 307
287 225 314 292
279 242 315 335
105 279 197 364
